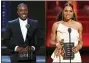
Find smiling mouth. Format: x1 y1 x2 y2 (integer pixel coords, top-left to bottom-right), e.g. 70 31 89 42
66 15 70 17
22 15 26 17
66 16 69 17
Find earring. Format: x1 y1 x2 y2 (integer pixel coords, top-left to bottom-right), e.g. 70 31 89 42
72 13 75 20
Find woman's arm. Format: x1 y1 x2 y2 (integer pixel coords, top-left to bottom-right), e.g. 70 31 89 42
50 22 62 48
78 22 83 49
72 22 83 53
50 22 58 46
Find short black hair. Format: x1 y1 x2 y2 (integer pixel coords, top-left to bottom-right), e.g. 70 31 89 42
17 3 28 10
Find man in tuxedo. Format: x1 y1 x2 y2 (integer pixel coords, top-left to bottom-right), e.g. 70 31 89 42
3 3 39 63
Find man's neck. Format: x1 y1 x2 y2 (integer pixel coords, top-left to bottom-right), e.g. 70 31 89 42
19 18 27 21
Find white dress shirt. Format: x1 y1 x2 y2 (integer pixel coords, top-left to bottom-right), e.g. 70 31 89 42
19 18 27 41
15 18 35 51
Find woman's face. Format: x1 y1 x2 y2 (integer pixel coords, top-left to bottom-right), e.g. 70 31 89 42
63 6 73 20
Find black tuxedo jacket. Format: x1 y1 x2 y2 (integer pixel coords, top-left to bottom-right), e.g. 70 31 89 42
3 18 39 51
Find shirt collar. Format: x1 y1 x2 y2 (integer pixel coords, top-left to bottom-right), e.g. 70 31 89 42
19 18 27 23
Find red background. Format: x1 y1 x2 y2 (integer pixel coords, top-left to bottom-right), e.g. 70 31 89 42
46 1 89 47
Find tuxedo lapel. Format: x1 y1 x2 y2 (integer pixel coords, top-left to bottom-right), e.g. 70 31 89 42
27 19 32 35
25 19 32 42
15 18 24 42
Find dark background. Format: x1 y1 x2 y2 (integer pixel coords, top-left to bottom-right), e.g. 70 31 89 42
1 1 45 56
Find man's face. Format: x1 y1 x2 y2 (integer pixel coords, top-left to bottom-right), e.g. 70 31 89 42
17 4 28 20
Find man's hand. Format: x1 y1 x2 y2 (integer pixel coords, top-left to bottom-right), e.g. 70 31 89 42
22 46 32 54
16 46 34 54
16 46 25 53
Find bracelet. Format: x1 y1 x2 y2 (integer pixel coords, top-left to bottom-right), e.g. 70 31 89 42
56 43 59 47
79 44 82 49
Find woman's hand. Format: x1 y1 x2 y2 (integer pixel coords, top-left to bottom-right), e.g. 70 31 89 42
54 42 65 57
54 42 62 57
72 44 82 53
54 48 61 57
61 48 65 56
56 43 62 49
54 47 65 57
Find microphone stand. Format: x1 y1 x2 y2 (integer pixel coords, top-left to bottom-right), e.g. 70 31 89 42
26 24 32 60
68 28 71 63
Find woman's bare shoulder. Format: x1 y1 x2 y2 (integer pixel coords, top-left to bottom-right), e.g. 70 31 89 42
73 21 83 28
74 21 82 26
53 21 62 26
52 21 62 29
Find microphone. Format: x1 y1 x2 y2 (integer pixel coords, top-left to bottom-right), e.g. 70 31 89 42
68 28 72 63
26 24 34 60
26 24 30 29
26 24 31 36
68 28 71 33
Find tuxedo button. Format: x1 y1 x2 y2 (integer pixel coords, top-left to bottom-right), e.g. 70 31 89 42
28 34 31 36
